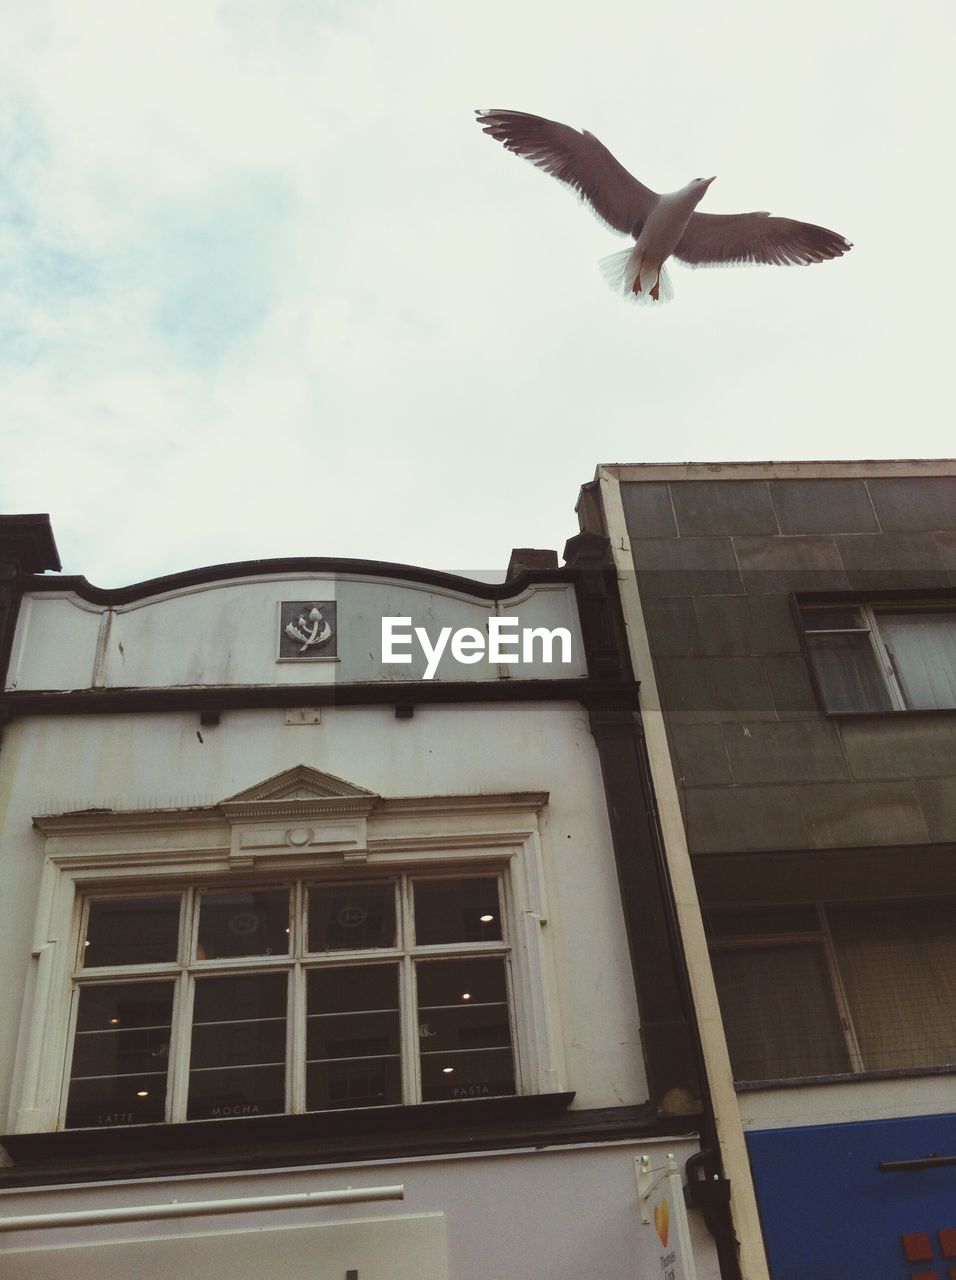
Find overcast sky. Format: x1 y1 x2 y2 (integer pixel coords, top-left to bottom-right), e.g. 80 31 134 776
2 0 953 585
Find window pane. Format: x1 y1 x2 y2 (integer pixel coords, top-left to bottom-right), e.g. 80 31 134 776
83 897 180 967
197 889 290 960
306 964 400 1110
188 1065 286 1121
413 878 502 945
710 945 851 1081
307 1058 402 1111
878 613 956 711
188 973 287 1120
417 958 515 1101
828 901 956 1070
308 883 396 951
66 982 174 1127
805 632 893 712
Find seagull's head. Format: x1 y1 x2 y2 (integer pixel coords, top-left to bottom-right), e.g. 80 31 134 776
689 175 716 203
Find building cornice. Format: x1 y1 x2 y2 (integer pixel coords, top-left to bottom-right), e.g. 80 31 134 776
597 459 956 483
15 558 581 607
33 789 550 837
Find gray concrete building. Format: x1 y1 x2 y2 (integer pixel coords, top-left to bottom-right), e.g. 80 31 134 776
576 461 956 1280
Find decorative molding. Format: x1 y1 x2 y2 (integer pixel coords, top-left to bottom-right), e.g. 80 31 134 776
378 792 549 819
221 764 380 821
14 557 582 608
32 786 551 845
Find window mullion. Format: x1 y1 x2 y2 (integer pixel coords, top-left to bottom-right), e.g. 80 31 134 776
818 904 866 1073
56 983 83 1129
179 887 194 967
399 875 419 1105
167 972 193 1123
503 953 521 1095
168 888 197 1123
863 605 907 710
402 954 419 1105
288 883 305 1114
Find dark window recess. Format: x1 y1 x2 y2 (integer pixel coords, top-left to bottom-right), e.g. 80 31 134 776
306 965 401 1111
710 899 956 1082
309 884 396 952
83 897 180 968
417 957 515 1101
710 945 850 1080
187 972 288 1120
197 890 291 960
413 878 503 945
65 982 174 1127
799 603 956 713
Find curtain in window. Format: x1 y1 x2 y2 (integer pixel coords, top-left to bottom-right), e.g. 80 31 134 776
878 613 956 710
828 902 956 1070
710 945 851 1081
805 632 893 712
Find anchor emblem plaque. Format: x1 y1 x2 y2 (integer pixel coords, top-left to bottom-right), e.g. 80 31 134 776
278 600 338 660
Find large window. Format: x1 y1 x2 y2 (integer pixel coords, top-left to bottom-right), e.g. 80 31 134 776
708 900 956 1083
800 603 956 712
64 874 516 1128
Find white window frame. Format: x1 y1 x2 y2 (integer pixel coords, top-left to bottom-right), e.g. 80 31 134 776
12 773 563 1134
63 872 518 1126
800 601 956 712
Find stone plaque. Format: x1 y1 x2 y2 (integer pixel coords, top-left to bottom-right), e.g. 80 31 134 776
278 601 337 660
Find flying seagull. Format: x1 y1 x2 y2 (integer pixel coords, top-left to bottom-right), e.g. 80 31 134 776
476 109 852 304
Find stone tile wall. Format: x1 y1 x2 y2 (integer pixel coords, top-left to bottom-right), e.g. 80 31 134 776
621 475 956 855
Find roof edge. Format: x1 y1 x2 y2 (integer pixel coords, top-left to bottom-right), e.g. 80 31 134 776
596 459 956 483
17 556 580 605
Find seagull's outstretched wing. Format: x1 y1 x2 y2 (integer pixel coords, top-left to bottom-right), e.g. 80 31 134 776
675 211 852 267
476 109 657 238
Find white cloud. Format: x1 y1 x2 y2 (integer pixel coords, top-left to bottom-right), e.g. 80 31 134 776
1 0 954 583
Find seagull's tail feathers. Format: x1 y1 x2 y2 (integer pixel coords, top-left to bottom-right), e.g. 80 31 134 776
599 248 673 306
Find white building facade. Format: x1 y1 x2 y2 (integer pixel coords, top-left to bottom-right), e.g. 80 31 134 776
0 521 722 1280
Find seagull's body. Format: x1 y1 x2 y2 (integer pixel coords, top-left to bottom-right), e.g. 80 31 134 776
476 109 852 304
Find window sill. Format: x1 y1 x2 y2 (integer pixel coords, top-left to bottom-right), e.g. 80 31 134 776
734 1062 956 1091
824 707 956 719
0 1093 658 1186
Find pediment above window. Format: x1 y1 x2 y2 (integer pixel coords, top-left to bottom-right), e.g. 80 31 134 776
220 765 380 822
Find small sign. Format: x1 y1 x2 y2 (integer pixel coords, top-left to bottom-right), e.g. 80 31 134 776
278 601 337 660
637 1154 698 1280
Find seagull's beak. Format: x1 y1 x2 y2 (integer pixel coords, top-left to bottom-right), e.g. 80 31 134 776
705 176 717 186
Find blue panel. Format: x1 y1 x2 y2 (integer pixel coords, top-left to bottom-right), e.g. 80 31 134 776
746 1113 956 1279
